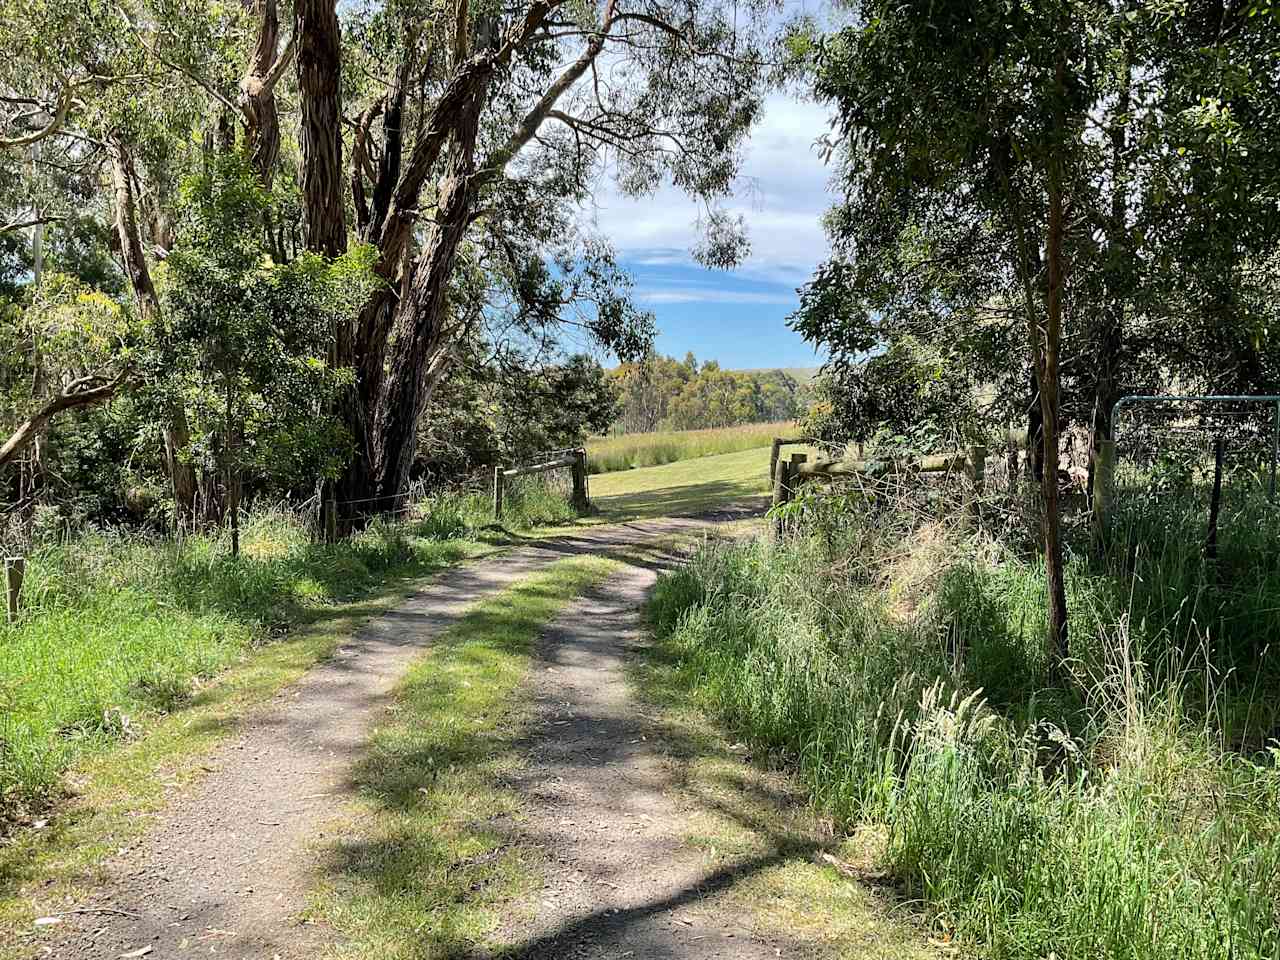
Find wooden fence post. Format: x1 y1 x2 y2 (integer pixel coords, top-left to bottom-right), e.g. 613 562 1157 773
5 556 24 623
967 444 987 521
770 438 784 481
571 449 588 513
772 460 791 537
1091 439 1115 533
493 465 505 520
324 499 337 545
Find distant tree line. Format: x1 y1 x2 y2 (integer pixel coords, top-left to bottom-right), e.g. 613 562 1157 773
609 352 808 434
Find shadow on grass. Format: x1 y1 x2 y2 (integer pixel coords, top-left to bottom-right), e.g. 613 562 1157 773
312 538 925 959
593 480 769 520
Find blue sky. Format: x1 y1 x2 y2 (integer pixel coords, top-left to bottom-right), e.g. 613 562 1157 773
581 94 837 371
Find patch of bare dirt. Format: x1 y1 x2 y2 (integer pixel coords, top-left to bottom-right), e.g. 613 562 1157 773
482 561 803 959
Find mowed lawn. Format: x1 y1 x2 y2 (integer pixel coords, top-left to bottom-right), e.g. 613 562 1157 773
588 446 799 519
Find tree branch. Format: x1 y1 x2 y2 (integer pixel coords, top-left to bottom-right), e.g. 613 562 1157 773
0 81 73 148
0 371 127 469
478 0 617 182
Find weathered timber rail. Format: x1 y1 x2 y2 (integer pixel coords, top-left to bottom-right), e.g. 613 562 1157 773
493 448 589 519
771 446 988 527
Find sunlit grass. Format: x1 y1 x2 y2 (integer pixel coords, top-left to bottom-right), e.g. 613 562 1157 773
648 496 1280 960
589 446 775 519
0 503 499 828
587 421 795 474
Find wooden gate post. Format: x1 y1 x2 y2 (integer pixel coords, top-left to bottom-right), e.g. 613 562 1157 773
5 556 24 623
571 449 588 513
324 499 337 545
493 465 505 520
967 444 987 521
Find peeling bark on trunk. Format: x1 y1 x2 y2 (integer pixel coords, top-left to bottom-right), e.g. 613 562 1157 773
368 89 485 507
296 0 346 259
109 133 197 521
239 0 284 188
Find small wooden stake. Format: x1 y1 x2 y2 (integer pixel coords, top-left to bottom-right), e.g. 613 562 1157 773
493 465 505 520
5 556 24 623
1206 437 1225 561
571 449 588 513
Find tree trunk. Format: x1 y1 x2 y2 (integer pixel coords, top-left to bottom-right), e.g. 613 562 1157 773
108 132 198 521
296 0 346 259
239 0 285 189
1089 60 1131 516
369 90 485 505
1041 150 1070 673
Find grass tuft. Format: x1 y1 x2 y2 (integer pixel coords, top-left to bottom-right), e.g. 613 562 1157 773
648 491 1280 960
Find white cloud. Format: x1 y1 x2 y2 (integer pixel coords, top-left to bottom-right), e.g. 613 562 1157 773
635 287 800 305
583 93 837 286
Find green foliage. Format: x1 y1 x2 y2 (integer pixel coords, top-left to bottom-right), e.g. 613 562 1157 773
417 351 618 481
793 0 1280 446
650 492 1280 958
154 155 375 489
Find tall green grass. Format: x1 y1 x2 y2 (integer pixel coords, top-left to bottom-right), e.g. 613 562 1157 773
0 496 506 825
587 421 792 474
649 490 1280 959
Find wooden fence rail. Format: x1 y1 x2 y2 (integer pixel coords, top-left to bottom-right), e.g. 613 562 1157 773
493 449 589 519
772 446 988 515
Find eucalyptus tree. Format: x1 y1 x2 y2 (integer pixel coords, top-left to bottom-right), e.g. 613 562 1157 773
794 0 1280 669
292 0 784 513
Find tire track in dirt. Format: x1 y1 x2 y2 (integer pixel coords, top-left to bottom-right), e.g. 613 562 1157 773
35 517 725 960
483 559 802 959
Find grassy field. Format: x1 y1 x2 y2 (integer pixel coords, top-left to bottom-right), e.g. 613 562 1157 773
587 421 794 474
588 445 784 519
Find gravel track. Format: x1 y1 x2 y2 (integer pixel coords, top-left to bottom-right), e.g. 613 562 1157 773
37 516 722 960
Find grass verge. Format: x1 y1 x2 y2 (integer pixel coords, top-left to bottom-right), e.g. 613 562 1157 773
0 531 495 957
647 500 1280 960
307 555 622 958
0 503 510 827
588 421 793 474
